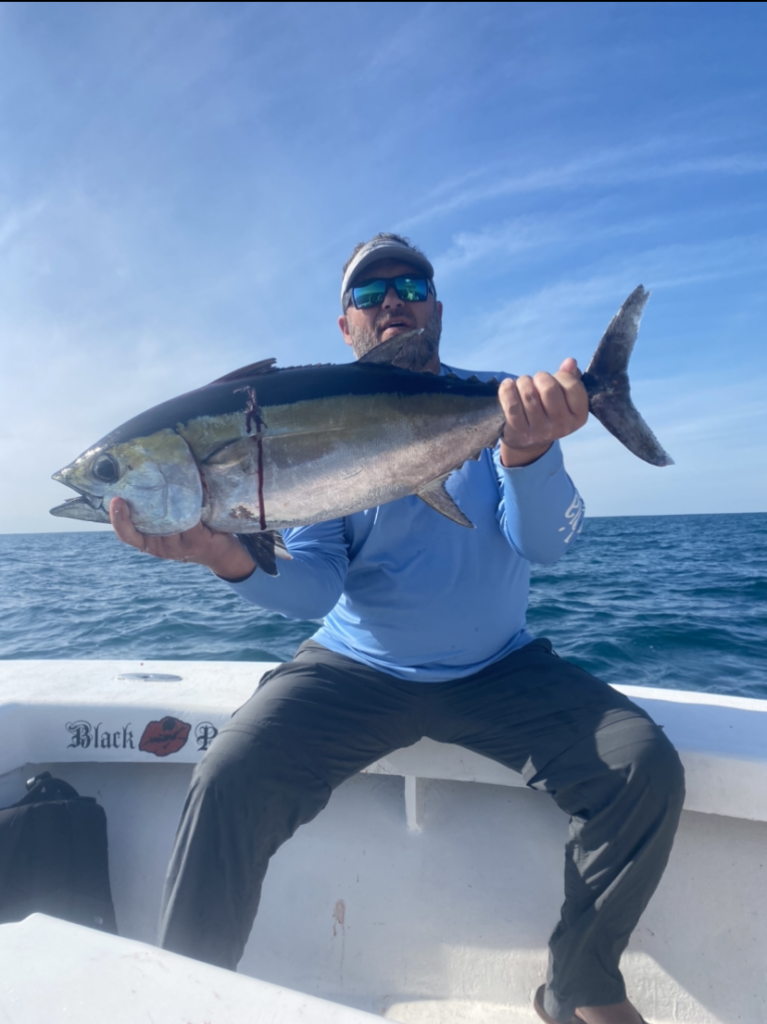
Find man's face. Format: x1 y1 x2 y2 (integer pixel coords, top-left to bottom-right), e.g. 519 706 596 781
338 258 443 373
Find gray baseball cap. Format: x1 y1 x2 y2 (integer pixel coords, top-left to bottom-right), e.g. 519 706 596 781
341 238 435 308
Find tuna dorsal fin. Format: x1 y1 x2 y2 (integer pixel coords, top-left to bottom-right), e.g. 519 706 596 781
416 476 475 528
356 333 417 367
211 359 278 385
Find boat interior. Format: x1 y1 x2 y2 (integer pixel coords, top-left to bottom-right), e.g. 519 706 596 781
0 660 765 1023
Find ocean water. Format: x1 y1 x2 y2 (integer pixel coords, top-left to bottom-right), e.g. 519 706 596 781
0 513 764 699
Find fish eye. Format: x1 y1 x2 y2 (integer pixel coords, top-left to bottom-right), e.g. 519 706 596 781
92 454 119 483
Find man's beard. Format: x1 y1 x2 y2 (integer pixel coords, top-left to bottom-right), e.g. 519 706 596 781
347 305 442 372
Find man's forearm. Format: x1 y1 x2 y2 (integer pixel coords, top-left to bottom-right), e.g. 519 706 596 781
498 443 585 563
224 520 349 621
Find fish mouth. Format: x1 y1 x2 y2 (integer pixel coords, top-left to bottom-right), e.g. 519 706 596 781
51 467 105 510
51 462 110 521
49 494 110 523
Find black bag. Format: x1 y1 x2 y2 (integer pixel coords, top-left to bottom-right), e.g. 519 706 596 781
0 772 117 933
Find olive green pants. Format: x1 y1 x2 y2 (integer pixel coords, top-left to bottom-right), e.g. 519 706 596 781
158 639 684 1023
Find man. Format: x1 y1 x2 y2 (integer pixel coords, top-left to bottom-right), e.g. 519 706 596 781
111 233 684 1024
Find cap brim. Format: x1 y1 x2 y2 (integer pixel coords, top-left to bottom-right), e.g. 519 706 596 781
341 242 434 306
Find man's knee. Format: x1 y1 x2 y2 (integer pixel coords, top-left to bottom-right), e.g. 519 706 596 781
591 709 686 837
630 721 685 817
552 708 685 828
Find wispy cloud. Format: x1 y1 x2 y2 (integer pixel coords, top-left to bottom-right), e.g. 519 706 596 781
433 207 674 277
399 145 767 230
447 233 767 371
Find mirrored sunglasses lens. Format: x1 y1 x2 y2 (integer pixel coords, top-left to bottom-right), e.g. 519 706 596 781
353 281 387 309
395 277 428 302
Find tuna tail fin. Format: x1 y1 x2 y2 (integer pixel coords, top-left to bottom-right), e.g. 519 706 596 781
235 530 292 577
582 286 674 468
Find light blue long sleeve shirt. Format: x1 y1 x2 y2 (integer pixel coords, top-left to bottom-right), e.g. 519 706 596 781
227 365 585 682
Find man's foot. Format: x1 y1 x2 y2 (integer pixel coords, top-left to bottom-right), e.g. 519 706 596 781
534 986 648 1024
575 1001 647 1024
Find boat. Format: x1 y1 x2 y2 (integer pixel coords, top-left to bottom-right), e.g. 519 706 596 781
0 658 765 1023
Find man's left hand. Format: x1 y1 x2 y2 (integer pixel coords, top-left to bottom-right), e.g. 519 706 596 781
498 358 589 468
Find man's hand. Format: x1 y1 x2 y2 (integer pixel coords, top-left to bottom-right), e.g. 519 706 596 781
498 357 589 468
110 497 257 581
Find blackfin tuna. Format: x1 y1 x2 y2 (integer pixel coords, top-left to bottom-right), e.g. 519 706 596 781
51 286 671 573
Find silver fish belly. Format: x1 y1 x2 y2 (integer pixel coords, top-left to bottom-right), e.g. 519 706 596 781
198 387 503 532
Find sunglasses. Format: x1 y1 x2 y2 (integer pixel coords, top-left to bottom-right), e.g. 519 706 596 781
344 274 435 311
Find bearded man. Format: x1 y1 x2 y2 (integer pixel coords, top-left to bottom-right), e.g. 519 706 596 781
111 233 684 1024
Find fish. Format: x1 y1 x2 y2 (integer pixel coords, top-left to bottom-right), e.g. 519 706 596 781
50 285 672 574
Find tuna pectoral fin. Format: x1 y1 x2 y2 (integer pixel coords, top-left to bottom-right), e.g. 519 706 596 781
583 285 674 468
235 531 292 577
417 477 475 528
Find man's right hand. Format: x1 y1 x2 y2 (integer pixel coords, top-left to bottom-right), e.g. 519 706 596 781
110 497 257 581
498 357 589 467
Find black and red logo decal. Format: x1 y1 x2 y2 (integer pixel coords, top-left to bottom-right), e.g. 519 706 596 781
138 716 192 757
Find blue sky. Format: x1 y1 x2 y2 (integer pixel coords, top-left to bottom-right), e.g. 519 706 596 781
1 1 765 532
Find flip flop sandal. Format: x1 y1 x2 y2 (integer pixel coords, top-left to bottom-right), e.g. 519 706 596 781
533 985 649 1024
